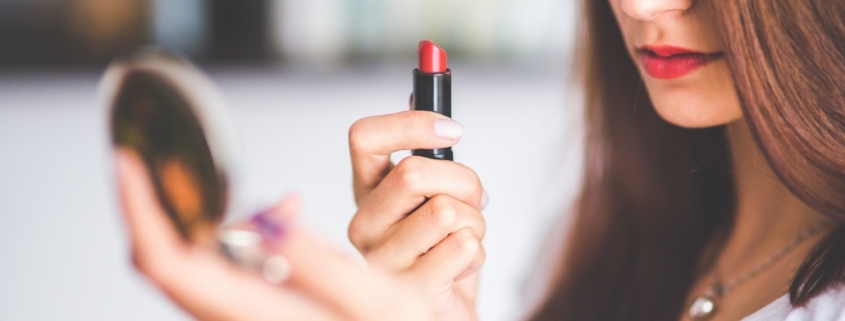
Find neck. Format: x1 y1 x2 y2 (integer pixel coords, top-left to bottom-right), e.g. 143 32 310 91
722 121 828 269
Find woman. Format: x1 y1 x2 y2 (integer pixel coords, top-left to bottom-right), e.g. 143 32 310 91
115 0 845 320
528 0 845 320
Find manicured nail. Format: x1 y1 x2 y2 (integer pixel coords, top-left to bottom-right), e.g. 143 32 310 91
480 190 489 209
251 209 286 241
434 119 463 139
218 229 262 248
217 229 264 270
263 254 292 284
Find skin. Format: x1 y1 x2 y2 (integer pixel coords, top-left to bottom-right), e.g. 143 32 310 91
115 149 437 321
609 0 832 320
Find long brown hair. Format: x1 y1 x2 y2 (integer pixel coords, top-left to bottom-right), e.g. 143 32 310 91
530 0 845 320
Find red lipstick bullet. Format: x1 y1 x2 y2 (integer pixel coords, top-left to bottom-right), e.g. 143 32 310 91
418 40 448 73
413 40 453 161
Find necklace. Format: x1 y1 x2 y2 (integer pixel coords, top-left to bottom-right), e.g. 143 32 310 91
688 221 831 321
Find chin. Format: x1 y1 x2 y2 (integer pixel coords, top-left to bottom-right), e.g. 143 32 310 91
640 62 744 129
652 103 742 128
645 87 743 129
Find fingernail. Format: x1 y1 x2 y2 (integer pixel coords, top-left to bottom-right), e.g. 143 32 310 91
480 190 489 209
218 229 264 270
263 254 292 284
434 119 463 139
251 209 286 241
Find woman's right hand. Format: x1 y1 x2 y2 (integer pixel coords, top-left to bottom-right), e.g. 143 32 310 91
347 110 488 320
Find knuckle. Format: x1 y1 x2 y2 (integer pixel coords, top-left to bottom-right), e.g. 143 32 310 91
464 166 483 188
475 212 488 239
476 244 487 266
347 217 369 252
461 165 485 199
450 162 485 205
348 118 372 150
454 228 480 253
394 157 426 190
428 195 458 228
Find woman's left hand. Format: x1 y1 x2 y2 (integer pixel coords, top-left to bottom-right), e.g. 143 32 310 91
116 150 435 321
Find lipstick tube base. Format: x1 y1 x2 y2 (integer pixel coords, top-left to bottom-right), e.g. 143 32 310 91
413 68 452 161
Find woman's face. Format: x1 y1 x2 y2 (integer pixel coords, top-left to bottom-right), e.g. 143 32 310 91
609 0 742 128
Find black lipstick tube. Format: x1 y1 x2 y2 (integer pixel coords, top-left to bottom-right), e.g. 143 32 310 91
412 69 453 161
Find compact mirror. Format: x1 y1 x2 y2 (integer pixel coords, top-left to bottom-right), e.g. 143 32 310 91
103 49 236 243
101 50 275 274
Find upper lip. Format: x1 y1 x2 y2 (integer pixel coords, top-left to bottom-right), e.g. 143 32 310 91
637 45 720 57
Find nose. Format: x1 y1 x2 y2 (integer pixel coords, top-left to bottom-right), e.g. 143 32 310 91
620 0 693 21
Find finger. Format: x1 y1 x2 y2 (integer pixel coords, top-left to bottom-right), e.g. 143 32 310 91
227 193 301 232
116 150 342 321
363 195 485 270
349 157 485 248
273 192 301 221
258 219 434 321
408 228 485 294
455 244 486 282
115 148 186 271
152 248 342 321
453 273 480 304
349 111 463 204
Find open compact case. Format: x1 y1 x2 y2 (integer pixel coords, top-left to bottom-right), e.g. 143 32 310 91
99 49 290 284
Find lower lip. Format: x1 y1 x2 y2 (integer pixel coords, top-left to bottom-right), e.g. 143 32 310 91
640 51 722 79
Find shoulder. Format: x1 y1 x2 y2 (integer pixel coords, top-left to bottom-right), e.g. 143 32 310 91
743 286 845 321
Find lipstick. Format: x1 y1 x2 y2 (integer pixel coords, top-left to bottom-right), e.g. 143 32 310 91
413 40 453 161
638 45 723 79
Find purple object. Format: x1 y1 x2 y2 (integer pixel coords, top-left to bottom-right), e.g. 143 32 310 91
251 209 285 241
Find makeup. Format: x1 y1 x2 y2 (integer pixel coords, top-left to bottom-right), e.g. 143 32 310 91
638 45 723 79
413 40 453 161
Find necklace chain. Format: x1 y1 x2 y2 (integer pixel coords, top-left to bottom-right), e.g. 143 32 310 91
689 221 832 321
711 220 831 297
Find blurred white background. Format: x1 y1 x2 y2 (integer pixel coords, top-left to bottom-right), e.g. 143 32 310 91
150 0 575 66
0 1 583 320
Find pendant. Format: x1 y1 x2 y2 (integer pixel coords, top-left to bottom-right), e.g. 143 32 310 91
688 295 716 320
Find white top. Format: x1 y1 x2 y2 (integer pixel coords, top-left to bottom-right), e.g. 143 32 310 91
742 286 845 321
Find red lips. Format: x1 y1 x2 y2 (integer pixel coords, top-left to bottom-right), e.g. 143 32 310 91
638 45 722 79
